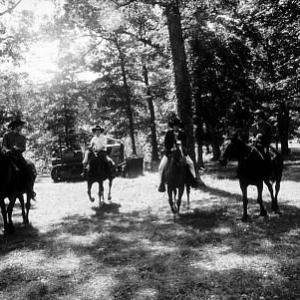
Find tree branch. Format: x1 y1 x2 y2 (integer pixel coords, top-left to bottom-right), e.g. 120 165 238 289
111 0 168 8
0 0 23 17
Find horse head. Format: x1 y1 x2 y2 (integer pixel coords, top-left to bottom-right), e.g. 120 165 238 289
220 135 247 166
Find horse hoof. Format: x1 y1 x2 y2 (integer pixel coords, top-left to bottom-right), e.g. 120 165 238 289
90 197 95 203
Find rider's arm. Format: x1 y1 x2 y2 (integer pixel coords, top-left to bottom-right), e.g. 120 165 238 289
88 137 95 150
106 136 122 145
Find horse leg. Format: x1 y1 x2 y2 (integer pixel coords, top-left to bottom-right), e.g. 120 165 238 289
264 179 278 213
257 182 267 217
7 196 16 234
264 179 274 201
240 182 248 222
186 184 190 210
18 194 27 225
0 198 9 233
173 189 178 213
87 182 95 202
177 186 184 215
25 193 31 225
107 179 112 201
273 177 281 213
167 187 176 214
98 181 104 206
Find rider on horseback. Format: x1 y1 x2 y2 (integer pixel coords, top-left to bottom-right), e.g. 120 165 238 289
158 116 198 192
2 118 36 199
249 109 273 171
250 109 273 154
82 125 115 177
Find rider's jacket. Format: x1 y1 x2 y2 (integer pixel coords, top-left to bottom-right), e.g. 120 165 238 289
164 129 187 155
2 131 26 153
250 120 272 147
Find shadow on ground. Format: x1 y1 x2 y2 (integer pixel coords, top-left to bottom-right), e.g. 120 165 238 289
0 189 299 299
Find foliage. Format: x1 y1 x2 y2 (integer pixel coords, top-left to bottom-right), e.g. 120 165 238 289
1 0 299 165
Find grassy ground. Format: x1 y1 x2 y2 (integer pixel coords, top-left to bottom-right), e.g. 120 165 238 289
0 147 299 300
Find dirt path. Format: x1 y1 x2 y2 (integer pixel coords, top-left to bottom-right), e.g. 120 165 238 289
0 171 299 300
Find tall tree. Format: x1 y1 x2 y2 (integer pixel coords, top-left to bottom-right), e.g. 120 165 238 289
164 0 196 162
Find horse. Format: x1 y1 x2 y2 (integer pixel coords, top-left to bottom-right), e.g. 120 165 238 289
163 148 191 217
0 150 37 233
86 151 114 205
219 136 283 221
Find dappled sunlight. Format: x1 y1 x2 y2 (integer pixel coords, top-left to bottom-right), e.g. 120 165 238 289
41 250 82 273
55 232 102 247
73 272 116 299
213 225 232 235
0 249 45 272
1 172 299 299
191 245 280 273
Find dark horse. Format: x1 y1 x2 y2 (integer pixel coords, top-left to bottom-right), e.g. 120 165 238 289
220 136 283 221
163 148 191 217
86 151 114 205
0 150 37 233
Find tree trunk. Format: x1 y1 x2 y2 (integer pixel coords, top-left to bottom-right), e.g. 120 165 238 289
115 39 137 155
165 1 196 163
195 123 204 168
142 65 160 166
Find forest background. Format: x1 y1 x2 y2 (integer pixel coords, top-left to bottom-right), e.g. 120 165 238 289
0 0 299 172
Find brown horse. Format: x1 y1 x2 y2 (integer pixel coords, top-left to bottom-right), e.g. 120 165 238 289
220 136 283 221
86 151 114 205
0 150 37 233
163 148 191 217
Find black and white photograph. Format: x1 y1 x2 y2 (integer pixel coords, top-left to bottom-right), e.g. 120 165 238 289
0 0 299 299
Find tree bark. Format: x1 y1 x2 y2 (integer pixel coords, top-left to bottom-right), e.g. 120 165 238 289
165 1 196 163
142 65 160 165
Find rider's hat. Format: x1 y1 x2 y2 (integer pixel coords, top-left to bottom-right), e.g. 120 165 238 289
92 125 104 133
8 118 26 129
168 117 183 128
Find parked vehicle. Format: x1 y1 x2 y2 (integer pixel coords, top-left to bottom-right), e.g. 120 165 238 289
50 133 86 182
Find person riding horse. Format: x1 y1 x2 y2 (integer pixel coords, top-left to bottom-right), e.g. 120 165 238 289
2 118 36 199
82 125 115 178
158 117 198 193
249 109 273 171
